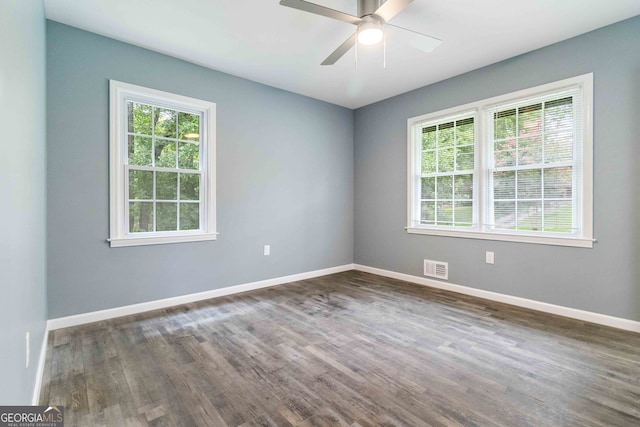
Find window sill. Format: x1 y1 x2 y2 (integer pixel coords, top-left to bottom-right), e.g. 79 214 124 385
406 227 593 248
108 233 218 248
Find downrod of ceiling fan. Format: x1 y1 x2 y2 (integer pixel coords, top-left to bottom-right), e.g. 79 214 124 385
358 0 384 18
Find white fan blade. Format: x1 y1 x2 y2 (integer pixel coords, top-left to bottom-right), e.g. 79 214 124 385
280 0 362 25
386 23 441 53
374 0 414 22
321 33 357 65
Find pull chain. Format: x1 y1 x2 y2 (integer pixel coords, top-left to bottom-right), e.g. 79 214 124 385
355 28 359 68
383 29 386 68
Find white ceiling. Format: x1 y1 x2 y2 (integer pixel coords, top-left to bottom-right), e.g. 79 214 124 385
44 0 640 109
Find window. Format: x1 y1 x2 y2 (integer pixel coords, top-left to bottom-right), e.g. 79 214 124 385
407 74 593 247
109 80 216 247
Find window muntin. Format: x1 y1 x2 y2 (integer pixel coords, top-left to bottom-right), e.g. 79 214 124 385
109 81 216 247
418 116 475 228
407 74 593 247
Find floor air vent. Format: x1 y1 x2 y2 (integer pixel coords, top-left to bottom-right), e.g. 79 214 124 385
424 259 448 280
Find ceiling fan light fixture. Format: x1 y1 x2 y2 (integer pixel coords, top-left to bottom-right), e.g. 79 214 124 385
279 0 441 66
357 20 383 45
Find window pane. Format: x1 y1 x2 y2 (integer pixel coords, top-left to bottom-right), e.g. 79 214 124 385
128 136 152 166
436 201 453 224
422 126 437 150
494 138 516 168
128 102 152 135
454 201 473 226
421 201 435 223
178 142 200 170
544 97 573 132
129 202 154 233
422 150 436 174
421 177 435 199
456 145 474 171
155 139 176 168
494 201 515 229
180 173 200 200
456 118 474 145
517 201 542 231
156 172 177 200
518 103 542 136
544 200 572 232
518 136 542 166
157 202 178 231
437 175 453 199
155 108 177 138
493 171 515 199
180 203 200 230
128 170 153 200
545 131 573 163
494 109 516 139
454 174 473 199
544 167 572 199
178 112 200 141
438 148 455 172
517 169 542 199
438 122 454 148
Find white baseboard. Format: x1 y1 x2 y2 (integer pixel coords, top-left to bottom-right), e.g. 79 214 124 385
47 264 355 330
32 328 49 405
354 264 640 333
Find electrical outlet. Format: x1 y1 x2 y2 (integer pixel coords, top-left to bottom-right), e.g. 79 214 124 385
486 251 495 264
25 332 30 368
264 245 270 256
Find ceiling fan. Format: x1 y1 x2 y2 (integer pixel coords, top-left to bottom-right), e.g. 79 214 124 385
279 0 441 65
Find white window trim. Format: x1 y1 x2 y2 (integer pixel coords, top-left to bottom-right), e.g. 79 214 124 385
407 73 594 248
108 80 217 247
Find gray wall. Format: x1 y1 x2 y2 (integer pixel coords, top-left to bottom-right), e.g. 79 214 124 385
47 22 354 318
354 16 640 321
0 1 48 404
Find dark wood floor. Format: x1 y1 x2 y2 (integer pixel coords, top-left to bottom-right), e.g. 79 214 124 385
39 271 640 426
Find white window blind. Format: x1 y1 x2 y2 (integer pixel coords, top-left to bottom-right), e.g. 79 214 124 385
486 88 583 235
